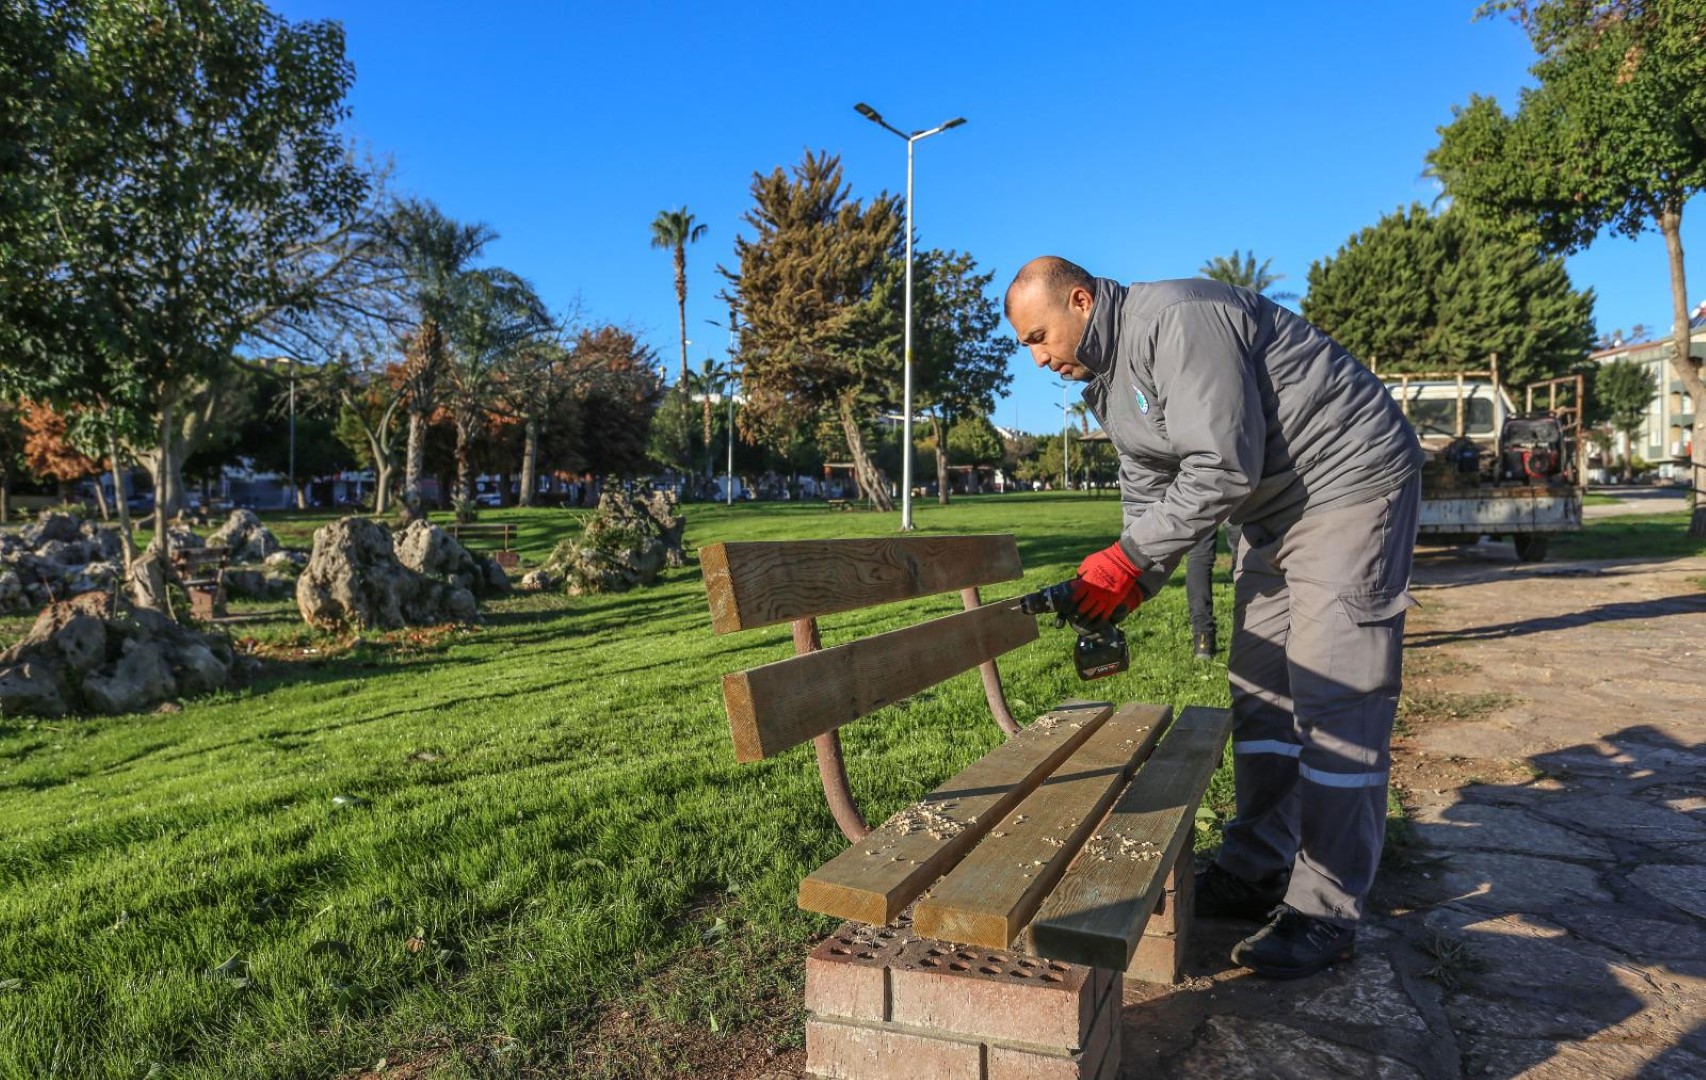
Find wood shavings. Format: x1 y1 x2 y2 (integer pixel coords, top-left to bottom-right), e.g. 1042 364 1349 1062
1083 834 1164 862
880 799 967 841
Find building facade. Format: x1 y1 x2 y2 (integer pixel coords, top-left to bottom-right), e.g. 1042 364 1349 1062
1589 301 1706 481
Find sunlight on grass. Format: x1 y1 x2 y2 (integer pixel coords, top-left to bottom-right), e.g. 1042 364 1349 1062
7 495 1701 1073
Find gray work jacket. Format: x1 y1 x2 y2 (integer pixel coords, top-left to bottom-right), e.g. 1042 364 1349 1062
1077 277 1423 596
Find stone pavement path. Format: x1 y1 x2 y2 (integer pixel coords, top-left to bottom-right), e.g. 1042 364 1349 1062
1120 546 1706 1079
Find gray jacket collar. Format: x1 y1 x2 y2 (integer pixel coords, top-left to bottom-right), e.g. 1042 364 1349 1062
1074 277 1126 382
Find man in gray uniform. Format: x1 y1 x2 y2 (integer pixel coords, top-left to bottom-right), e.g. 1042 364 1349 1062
1005 256 1423 979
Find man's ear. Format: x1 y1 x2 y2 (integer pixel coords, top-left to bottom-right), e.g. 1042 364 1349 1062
1068 284 1094 315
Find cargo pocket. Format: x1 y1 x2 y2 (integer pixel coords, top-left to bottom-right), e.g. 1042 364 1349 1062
1328 588 1417 694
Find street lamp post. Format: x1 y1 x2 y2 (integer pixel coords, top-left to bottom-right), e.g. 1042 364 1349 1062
1054 387 1071 492
707 316 740 506
854 102 965 531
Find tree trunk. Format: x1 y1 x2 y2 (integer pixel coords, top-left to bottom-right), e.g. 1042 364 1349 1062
1659 208 1706 535
704 392 715 479
519 416 539 507
932 412 950 506
675 248 689 390
402 408 428 521
0 463 8 524
838 397 894 512
374 459 392 516
91 475 110 521
453 414 474 504
136 399 177 615
109 431 136 566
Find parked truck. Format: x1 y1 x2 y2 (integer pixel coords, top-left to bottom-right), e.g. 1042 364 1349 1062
1384 364 1587 562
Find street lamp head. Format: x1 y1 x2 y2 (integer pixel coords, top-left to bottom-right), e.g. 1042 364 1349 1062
942 117 967 130
854 102 882 123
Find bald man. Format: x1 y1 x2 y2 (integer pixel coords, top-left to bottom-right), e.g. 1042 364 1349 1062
1006 256 1423 979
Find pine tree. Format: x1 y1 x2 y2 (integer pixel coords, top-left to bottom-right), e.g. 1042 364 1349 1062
721 152 903 510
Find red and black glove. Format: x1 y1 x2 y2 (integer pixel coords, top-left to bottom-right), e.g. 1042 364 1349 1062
1068 543 1147 623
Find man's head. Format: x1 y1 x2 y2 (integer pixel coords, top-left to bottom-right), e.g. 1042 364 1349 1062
1005 256 1097 381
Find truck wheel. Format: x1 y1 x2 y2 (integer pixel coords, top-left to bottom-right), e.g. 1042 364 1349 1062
1514 534 1549 562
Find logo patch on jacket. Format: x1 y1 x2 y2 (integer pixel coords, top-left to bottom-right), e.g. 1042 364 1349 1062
1134 387 1150 415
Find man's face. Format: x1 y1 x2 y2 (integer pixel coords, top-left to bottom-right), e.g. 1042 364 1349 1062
1008 282 1095 381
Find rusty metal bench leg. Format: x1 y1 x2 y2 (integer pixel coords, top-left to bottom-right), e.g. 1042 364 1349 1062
962 587 1021 736
793 616 870 843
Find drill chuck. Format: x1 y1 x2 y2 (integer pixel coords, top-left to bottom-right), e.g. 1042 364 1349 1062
1015 580 1131 681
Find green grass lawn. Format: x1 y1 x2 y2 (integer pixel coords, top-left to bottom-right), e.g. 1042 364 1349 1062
5 496 1699 1076
0 494 1238 1079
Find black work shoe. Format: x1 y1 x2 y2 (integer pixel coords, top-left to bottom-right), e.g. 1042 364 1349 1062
1230 905 1357 979
1194 862 1289 922
1193 630 1217 660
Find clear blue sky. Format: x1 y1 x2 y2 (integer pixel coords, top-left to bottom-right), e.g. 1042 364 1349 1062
275 0 1702 436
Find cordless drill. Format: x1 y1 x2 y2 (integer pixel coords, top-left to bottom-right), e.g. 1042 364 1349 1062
1015 580 1132 681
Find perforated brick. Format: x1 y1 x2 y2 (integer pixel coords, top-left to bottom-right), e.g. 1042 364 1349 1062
805 1017 984 1080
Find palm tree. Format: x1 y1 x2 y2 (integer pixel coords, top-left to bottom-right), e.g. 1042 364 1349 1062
686 357 737 479
380 199 498 518
649 208 708 392
1199 249 1299 302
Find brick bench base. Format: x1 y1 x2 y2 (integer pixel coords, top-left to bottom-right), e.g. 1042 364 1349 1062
805 914 1121 1080
804 852 1194 1079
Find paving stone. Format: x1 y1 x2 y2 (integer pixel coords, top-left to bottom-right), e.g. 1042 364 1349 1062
1540 794 1706 845
1629 864 1706 920
1460 1034 1706 1080
1165 1016 1424 1080
1419 910 1653 1007
1408 802 1612 860
1290 953 1427 1032
1433 852 1611 913
1551 908 1706 962
1442 995 1601 1041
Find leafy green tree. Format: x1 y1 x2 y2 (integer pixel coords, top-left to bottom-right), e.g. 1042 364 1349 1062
649 208 708 393
1596 358 1660 480
493 331 605 507
0 402 22 524
1302 204 1596 385
570 325 666 480
1199 249 1298 301
0 0 369 604
911 249 1014 504
947 414 1005 473
722 152 904 511
1428 0 1706 528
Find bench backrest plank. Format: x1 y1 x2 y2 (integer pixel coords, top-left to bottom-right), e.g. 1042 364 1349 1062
1026 705 1234 970
797 702 1114 924
723 601 1038 762
701 535 1024 634
912 704 1172 948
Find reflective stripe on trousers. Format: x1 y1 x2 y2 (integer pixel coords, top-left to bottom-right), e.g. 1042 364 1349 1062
1217 475 1420 924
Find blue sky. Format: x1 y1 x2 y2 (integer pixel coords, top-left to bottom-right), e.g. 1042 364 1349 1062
274 0 1703 436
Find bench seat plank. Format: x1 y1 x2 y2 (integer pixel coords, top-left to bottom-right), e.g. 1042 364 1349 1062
798 702 1114 924
701 536 1024 634
722 601 1039 762
1026 706 1233 970
912 704 1173 948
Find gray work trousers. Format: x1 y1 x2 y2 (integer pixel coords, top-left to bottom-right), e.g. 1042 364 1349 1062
1216 473 1421 925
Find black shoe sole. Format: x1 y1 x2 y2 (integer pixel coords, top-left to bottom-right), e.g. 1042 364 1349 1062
1230 941 1357 980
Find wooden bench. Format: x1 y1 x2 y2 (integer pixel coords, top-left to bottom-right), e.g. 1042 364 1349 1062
700 533 1232 975
171 545 229 621
824 498 854 512
447 522 519 568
